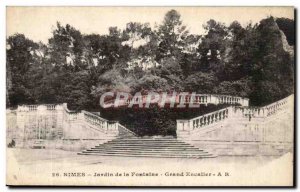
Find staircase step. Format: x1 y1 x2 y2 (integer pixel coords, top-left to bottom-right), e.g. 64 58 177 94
103 141 189 145
91 146 202 151
97 144 194 148
78 152 216 158
85 149 208 154
83 150 209 154
106 139 186 142
78 135 216 159
92 146 202 150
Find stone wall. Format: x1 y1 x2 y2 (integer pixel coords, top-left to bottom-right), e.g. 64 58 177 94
177 95 294 156
6 103 121 151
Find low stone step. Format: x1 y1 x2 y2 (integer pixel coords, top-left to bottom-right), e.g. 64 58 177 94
97 144 194 148
78 152 215 158
104 143 191 146
100 142 192 146
80 153 212 158
114 138 177 141
83 149 208 153
85 149 208 154
92 146 202 150
108 138 186 142
78 136 216 158
95 146 197 150
96 145 195 149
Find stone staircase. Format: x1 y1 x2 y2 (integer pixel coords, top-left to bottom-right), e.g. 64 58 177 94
78 135 216 158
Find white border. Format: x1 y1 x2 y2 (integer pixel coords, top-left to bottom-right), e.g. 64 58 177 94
0 0 298 191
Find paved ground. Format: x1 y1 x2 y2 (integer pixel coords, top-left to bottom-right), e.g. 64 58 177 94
8 148 284 172
7 148 293 186
10 148 280 165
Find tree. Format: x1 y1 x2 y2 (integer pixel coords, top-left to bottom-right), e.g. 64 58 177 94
221 21 247 80
213 79 252 97
48 23 79 67
122 22 152 48
197 19 228 72
250 17 294 105
157 9 189 59
276 17 295 46
7 34 39 106
6 12 294 113
135 73 170 92
184 72 218 93
154 56 183 91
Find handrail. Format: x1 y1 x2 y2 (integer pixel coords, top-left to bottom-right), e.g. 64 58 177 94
189 107 230 121
17 103 64 111
189 107 230 130
105 93 250 107
82 110 108 122
178 94 294 127
117 123 137 136
234 94 292 118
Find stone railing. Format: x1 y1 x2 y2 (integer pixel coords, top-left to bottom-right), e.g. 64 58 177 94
61 104 133 136
232 95 292 119
82 110 108 131
108 93 249 108
117 123 137 136
215 95 249 106
45 104 58 110
17 104 64 112
177 94 293 134
17 104 38 111
262 95 291 117
177 107 230 133
180 94 249 107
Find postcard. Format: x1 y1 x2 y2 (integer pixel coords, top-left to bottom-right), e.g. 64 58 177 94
6 6 295 186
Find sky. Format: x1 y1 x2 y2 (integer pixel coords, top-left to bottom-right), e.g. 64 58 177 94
7 7 294 43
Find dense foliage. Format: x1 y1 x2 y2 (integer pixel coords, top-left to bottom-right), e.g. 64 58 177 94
7 10 294 135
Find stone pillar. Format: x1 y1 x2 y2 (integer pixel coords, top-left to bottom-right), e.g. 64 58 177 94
210 95 218 104
176 120 191 138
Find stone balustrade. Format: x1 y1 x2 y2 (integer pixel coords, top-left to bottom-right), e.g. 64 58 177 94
117 123 137 136
17 105 38 111
107 121 118 131
121 94 249 107
232 95 291 119
45 104 57 110
263 96 289 117
17 104 64 112
190 94 249 106
82 110 108 130
177 107 230 133
216 95 249 106
177 94 293 135
191 108 229 130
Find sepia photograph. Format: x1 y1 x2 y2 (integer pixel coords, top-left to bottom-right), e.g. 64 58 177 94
5 6 295 186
